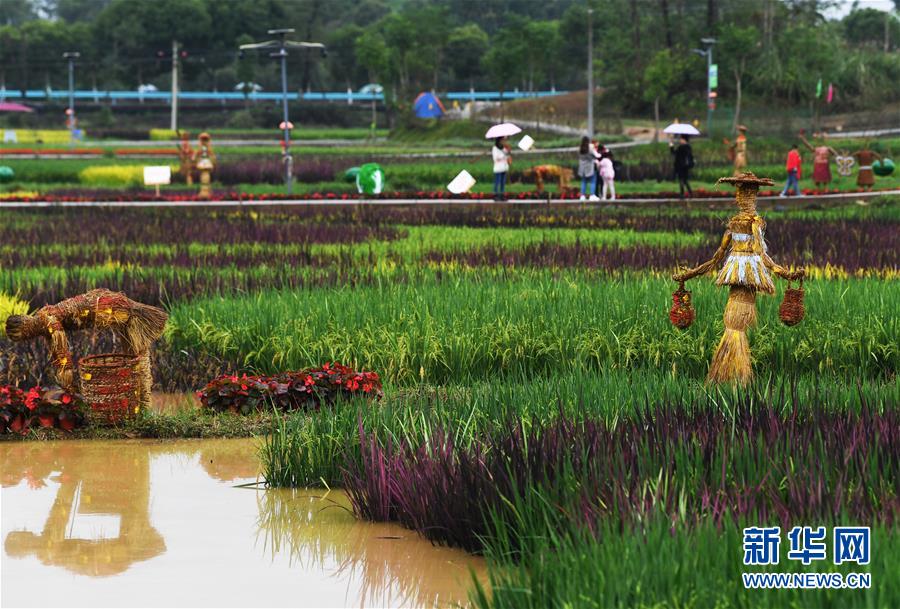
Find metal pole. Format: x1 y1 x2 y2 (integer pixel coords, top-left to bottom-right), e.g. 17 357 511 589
706 47 712 136
587 6 594 139
170 40 179 132
279 45 292 195
63 52 79 142
240 30 324 196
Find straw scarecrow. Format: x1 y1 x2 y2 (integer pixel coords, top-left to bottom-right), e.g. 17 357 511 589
672 173 806 385
192 132 217 199
177 131 194 185
724 125 749 176
5 290 168 410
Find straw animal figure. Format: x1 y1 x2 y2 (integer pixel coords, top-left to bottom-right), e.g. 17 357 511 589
673 173 805 385
522 164 574 194
5 290 168 408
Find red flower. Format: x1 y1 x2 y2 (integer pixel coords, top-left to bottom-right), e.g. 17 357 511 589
61 394 72 404
24 387 40 411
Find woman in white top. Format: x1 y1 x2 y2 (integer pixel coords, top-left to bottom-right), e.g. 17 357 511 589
492 137 511 199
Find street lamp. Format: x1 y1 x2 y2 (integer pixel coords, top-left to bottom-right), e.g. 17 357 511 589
691 37 716 136
240 29 326 195
586 7 594 140
63 52 80 142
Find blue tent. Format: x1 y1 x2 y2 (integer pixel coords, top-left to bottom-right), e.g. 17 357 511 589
412 91 445 119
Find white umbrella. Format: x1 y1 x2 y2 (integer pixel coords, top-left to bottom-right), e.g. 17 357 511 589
485 123 522 139
663 123 701 136
235 82 263 92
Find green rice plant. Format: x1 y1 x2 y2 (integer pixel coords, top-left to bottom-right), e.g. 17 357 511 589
259 370 899 488
473 515 898 609
167 275 899 385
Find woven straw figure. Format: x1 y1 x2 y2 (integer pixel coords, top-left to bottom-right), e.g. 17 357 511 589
177 131 194 185
192 132 217 200
5 290 168 410
673 173 805 385
724 125 749 176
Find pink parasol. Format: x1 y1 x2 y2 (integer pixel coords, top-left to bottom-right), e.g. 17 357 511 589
0 102 35 113
484 123 522 139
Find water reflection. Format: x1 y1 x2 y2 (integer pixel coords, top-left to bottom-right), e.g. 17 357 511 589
257 489 486 608
1 439 484 607
1 441 165 577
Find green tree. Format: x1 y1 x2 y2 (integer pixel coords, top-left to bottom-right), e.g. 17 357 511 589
718 24 761 134
843 8 900 51
445 24 489 88
642 49 683 141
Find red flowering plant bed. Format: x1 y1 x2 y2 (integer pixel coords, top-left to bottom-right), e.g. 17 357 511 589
0 384 88 434
197 363 383 415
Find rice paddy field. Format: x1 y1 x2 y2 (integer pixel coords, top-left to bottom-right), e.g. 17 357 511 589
1 198 898 608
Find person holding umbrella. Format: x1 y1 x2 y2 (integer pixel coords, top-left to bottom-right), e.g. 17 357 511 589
485 122 521 200
670 135 695 199
492 136 512 199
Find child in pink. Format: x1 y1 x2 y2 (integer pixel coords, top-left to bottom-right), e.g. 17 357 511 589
598 152 615 200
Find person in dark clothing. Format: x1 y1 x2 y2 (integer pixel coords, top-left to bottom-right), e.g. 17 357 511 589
670 135 695 199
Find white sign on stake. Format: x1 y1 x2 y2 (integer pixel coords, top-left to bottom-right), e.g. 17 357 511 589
518 134 535 151
448 170 476 194
143 166 171 197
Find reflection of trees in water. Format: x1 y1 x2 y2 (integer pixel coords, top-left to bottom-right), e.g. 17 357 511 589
255 488 483 608
1 441 165 577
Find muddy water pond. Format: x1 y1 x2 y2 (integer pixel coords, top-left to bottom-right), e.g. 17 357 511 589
0 439 486 608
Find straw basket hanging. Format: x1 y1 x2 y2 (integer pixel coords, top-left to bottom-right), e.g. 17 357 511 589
79 353 142 425
669 281 696 329
779 281 806 326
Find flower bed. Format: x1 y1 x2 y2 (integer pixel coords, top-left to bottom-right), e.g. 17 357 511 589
0 148 104 156
114 148 178 157
197 363 383 414
0 384 87 434
1 186 892 204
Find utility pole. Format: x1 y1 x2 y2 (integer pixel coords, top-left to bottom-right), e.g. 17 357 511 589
240 30 326 195
692 38 716 136
170 40 179 132
63 52 79 142
587 6 594 139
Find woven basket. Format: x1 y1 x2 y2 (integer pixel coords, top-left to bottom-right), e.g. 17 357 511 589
779 282 806 326
79 353 141 425
669 281 696 330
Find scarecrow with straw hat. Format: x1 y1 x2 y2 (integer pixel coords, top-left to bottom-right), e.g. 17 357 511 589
723 125 749 176
672 172 806 385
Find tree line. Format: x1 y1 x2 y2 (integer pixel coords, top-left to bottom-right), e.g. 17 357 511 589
2 0 900 118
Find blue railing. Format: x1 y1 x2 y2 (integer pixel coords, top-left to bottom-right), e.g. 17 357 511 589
0 89 566 103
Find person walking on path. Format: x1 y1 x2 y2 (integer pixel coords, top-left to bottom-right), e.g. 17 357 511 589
780 143 802 197
670 135 695 199
799 133 837 188
492 136 511 200
598 150 616 200
853 145 881 191
578 136 599 201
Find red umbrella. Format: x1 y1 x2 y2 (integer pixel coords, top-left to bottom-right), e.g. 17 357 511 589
0 102 34 113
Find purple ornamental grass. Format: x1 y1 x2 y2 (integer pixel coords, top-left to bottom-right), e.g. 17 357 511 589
342 398 900 554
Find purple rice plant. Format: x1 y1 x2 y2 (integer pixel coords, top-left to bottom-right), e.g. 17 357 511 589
341 393 900 555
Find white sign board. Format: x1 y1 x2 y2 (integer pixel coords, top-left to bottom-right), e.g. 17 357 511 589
143 166 171 186
518 134 535 151
447 170 476 194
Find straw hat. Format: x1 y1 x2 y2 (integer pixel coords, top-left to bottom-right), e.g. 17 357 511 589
737 124 749 132
716 172 774 188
